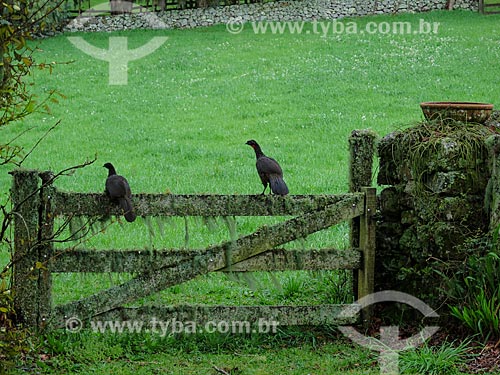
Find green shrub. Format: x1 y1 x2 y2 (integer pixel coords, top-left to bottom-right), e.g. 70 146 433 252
30 0 69 33
446 249 500 341
0 277 35 374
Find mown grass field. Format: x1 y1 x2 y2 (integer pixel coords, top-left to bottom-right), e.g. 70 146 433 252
2 9 500 374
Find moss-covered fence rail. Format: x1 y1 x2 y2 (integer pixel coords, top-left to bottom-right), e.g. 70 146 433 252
11 130 377 331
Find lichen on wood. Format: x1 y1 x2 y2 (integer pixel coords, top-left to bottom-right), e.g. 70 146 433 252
357 187 376 326
12 166 373 329
37 171 55 325
349 129 377 252
95 304 360 327
51 192 361 218
349 129 378 192
11 170 41 327
51 194 364 327
50 248 205 273
221 248 361 272
51 247 361 274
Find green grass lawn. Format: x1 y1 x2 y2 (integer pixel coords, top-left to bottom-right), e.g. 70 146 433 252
2 9 500 374
34 330 381 375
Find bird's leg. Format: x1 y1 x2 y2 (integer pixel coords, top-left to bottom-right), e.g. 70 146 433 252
261 184 268 195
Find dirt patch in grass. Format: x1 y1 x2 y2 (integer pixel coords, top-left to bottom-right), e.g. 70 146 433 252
467 343 500 374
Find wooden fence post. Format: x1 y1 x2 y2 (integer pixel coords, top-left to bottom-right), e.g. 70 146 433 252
38 171 54 327
11 170 52 328
348 129 377 301
348 129 377 240
11 170 41 327
358 187 376 326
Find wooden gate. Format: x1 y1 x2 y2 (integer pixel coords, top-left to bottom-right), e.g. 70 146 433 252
11 131 377 331
479 0 500 14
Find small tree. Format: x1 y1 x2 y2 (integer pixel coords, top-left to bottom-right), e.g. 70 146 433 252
1 1 67 372
1 0 67 135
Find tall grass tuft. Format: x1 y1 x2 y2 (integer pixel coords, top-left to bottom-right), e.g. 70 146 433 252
448 251 500 341
399 339 472 375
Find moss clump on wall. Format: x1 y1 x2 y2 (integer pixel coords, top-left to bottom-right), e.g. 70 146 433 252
376 120 498 306
378 120 491 189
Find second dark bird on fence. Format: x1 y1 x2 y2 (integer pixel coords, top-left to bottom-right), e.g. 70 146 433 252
103 162 136 222
246 139 289 196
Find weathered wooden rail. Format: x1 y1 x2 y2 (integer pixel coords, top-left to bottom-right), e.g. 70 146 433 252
479 0 500 13
11 130 377 331
67 0 262 15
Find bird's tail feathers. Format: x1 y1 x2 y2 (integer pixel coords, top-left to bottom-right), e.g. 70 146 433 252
269 175 289 196
119 197 136 222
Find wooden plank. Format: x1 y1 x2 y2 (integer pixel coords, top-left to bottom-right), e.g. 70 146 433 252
357 187 376 326
220 248 361 272
38 172 55 326
51 195 364 327
50 248 361 273
348 130 377 301
50 248 201 273
11 170 41 327
348 130 377 248
51 191 362 218
348 130 377 193
71 304 361 330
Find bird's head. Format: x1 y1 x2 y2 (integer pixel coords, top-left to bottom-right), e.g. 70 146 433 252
245 140 258 149
103 162 117 176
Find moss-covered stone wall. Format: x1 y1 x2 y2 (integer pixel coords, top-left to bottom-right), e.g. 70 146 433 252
375 117 499 306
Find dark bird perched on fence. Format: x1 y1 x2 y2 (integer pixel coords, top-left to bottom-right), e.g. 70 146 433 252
246 139 289 196
103 162 136 222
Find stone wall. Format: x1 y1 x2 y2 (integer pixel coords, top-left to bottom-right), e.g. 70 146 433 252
65 0 478 32
375 115 499 305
